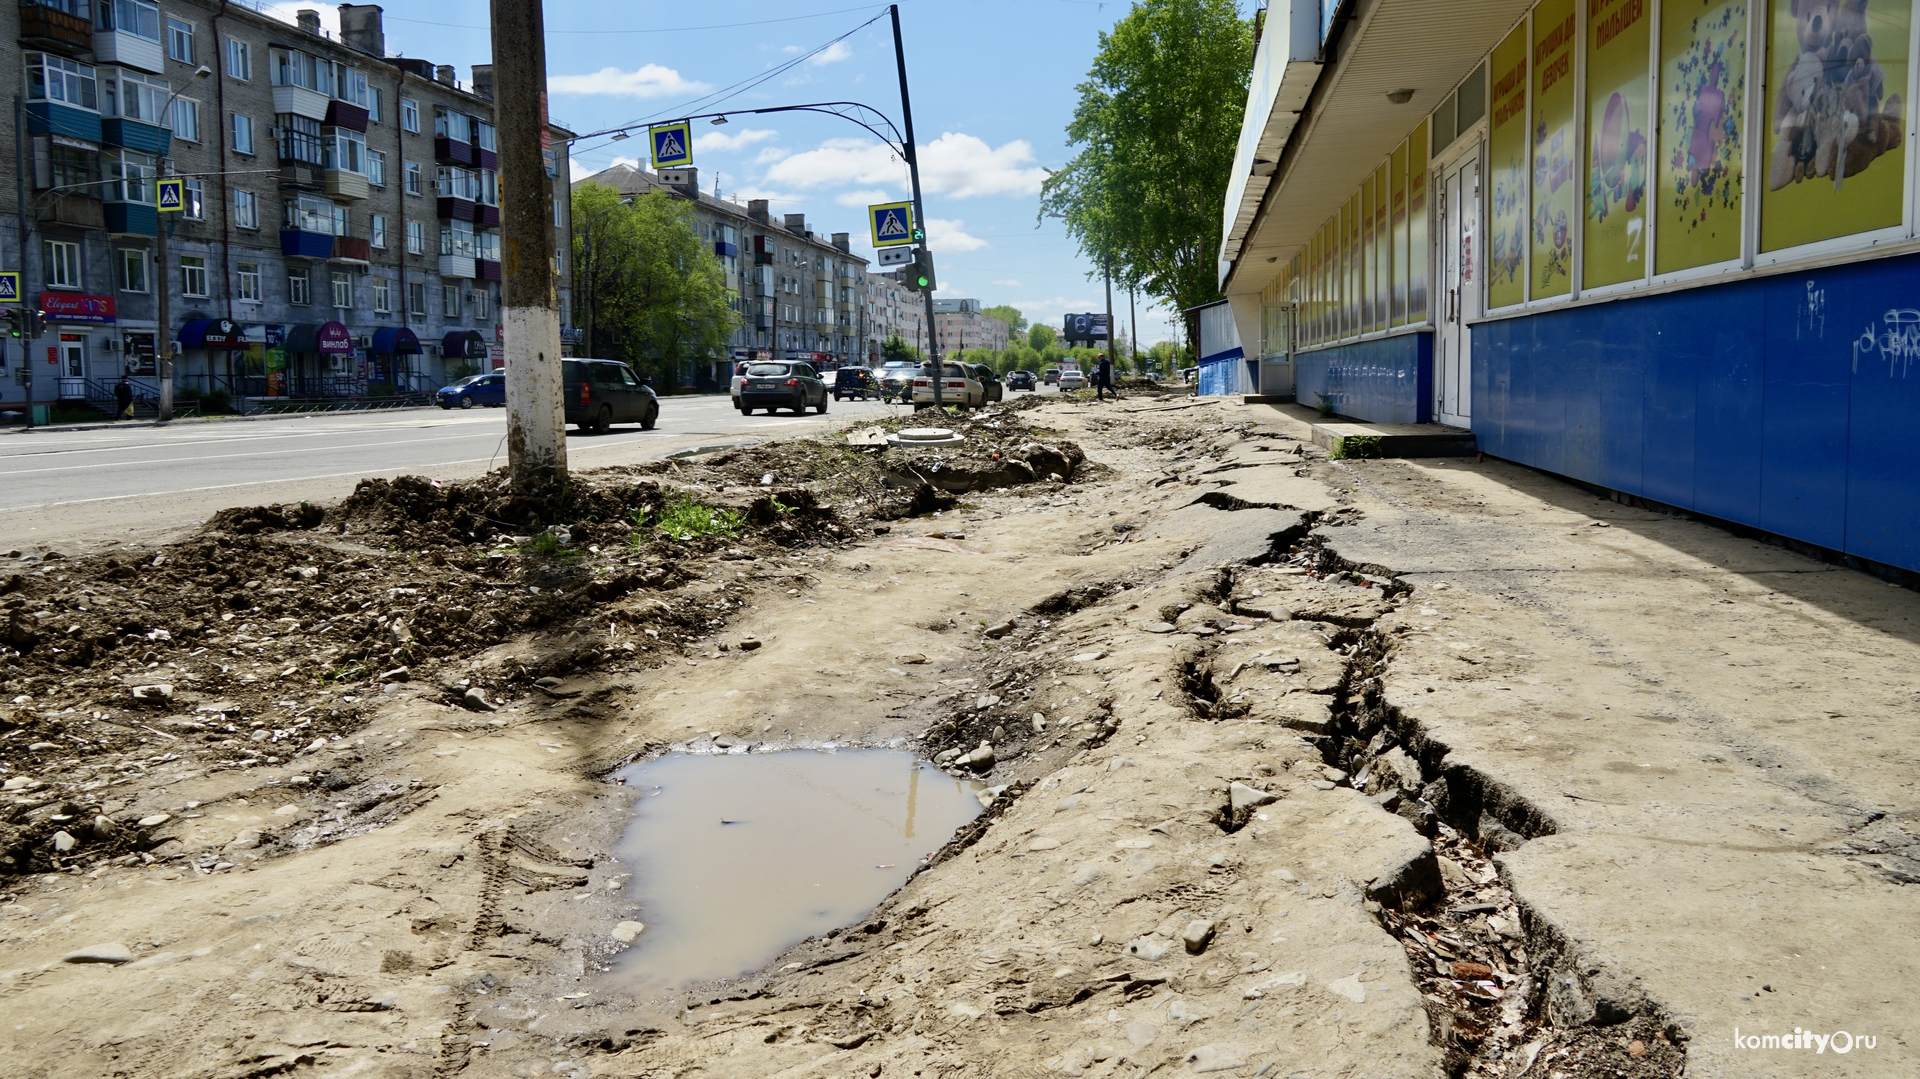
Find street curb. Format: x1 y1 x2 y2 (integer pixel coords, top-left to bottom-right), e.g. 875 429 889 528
4 404 442 435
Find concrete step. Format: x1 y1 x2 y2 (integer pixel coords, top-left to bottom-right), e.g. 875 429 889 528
1262 402 1475 458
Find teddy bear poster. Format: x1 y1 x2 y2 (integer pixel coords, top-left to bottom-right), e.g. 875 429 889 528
1761 0 1910 251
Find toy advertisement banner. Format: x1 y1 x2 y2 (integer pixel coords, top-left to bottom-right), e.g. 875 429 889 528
1657 0 1748 273
1533 0 1579 299
1489 24 1532 308
1584 0 1652 288
1760 0 1908 251
1408 118 1430 321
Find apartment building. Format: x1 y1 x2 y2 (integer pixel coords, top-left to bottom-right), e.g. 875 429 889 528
931 297 1008 354
572 163 867 384
0 1 575 409
864 269 925 362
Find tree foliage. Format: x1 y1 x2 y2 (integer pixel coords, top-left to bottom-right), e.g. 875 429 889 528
571 184 737 382
1039 0 1253 317
1027 323 1057 352
980 305 1028 335
881 334 920 363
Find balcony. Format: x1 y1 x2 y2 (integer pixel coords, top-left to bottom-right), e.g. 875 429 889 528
35 193 105 229
330 236 371 263
477 204 499 228
477 148 497 171
714 241 738 258
100 117 170 155
278 163 324 191
26 100 102 143
436 196 476 222
324 169 369 201
323 102 368 133
20 3 92 52
94 29 162 74
438 255 475 279
272 84 330 122
434 136 475 166
104 202 157 236
477 259 501 282
279 229 335 259
754 252 772 266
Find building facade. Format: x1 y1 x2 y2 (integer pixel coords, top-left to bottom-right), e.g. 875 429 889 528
1219 0 1920 576
1 1 574 410
932 298 1008 353
573 163 867 382
864 269 925 360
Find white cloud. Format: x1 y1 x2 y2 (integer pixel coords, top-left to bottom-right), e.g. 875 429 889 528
729 185 806 207
548 65 710 99
835 188 895 207
926 218 987 252
753 146 792 166
759 133 1045 200
694 127 778 153
992 279 1024 287
809 41 854 66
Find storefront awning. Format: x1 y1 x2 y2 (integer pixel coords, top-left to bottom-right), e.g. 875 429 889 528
371 327 422 355
179 318 251 349
441 330 487 359
284 321 354 354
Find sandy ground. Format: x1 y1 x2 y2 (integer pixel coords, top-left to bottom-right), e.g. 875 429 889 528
0 395 1912 1078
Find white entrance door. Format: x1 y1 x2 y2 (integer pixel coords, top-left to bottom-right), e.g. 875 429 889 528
1436 152 1480 429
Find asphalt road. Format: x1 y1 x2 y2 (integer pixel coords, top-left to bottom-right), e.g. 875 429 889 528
0 393 907 552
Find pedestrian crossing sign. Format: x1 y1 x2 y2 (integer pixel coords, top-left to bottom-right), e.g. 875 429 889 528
649 122 693 168
156 177 185 213
0 273 17 303
869 201 914 247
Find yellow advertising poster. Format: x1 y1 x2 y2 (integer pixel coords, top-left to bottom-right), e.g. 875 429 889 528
1584 0 1651 288
1760 0 1908 251
1391 142 1409 325
1488 24 1531 308
1656 0 1747 273
1408 118 1431 320
1532 0 1577 298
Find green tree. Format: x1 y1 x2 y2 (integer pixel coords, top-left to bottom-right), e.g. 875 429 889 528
981 305 1028 336
1039 0 1253 320
1028 323 1057 351
881 334 919 364
571 184 737 384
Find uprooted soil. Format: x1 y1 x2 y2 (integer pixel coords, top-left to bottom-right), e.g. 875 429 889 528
0 396 1701 1079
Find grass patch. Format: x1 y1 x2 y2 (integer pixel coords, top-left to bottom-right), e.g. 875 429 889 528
522 530 580 560
1315 393 1337 419
643 493 745 543
1329 434 1383 460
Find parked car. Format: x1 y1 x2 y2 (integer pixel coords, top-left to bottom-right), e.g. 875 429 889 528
1057 368 1088 392
967 364 1004 403
562 358 659 433
1005 370 1037 392
737 361 829 414
831 366 877 401
878 360 917 402
730 362 750 408
436 372 505 409
910 362 985 410
1044 367 1061 385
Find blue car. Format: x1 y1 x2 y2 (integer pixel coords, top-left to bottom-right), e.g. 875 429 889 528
437 372 505 409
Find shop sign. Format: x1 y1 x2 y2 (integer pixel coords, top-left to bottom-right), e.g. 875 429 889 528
39 292 115 325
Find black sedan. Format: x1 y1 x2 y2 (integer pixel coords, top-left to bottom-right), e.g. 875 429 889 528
1006 370 1037 392
737 361 829 414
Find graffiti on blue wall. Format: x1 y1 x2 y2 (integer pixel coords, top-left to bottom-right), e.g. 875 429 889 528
1853 308 1920 377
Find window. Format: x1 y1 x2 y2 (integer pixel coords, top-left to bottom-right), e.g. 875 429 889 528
117 249 148 293
169 97 198 142
182 178 203 219
473 287 490 320
180 256 207 297
288 268 310 306
104 69 168 122
231 112 253 154
404 162 422 195
96 0 161 42
368 87 382 124
400 98 419 133
365 149 386 187
270 47 321 91
27 53 99 111
436 165 483 201
433 106 457 139
336 68 370 108
370 213 387 249
408 281 426 315
443 284 461 318
405 220 424 254
165 16 192 63
326 128 366 174
440 219 475 259
107 150 154 203
373 278 390 313
278 113 325 166
476 230 500 262
283 193 344 235
232 188 259 229
225 38 250 81
480 170 498 206
45 145 100 192
331 270 353 309
475 121 496 152
237 262 261 302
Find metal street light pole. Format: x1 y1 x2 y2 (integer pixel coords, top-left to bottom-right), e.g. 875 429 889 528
492 0 567 492
888 3 942 412
1103 255 1115 388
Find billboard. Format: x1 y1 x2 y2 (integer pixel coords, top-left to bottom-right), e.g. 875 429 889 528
1063 312 1109 342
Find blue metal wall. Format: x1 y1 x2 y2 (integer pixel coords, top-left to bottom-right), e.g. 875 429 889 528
1473 251 1920 571
1295 332 1433 423
1198 354 1253 396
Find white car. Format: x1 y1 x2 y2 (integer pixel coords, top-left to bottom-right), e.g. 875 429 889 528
1057 368 1088 392
910 362 985 409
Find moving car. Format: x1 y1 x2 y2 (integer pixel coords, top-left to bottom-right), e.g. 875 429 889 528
738 361 829 414
1005 370 1037 392
436 372 505 409
562 358 659 433
878 360 917 402
831 366 877 401
1044 367 1061 385
1057 367 1088 392
910 362 985 410
967 364 1004 404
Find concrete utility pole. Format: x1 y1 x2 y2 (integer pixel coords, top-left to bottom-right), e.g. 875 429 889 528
492 0 567 490
889 4 942 410
155 180 173 421
14 96 33 428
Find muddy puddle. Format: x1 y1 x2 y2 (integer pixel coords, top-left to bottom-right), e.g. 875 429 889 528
608 749 984 989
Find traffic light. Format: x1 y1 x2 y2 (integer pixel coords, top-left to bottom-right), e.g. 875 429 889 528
911 248 936 292
3 309 22 339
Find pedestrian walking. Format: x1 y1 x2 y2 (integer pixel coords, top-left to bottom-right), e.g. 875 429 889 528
114 376 134 421
1095 352 1116 401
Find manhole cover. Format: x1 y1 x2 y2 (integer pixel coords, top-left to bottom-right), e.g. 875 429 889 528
895 427 964 446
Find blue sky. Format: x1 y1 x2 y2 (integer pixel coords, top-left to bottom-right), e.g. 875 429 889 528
280 0 1230 346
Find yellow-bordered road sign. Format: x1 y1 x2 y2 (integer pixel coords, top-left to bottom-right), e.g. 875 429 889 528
156 178 185 213
649 122 693 168
869 201 914 247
